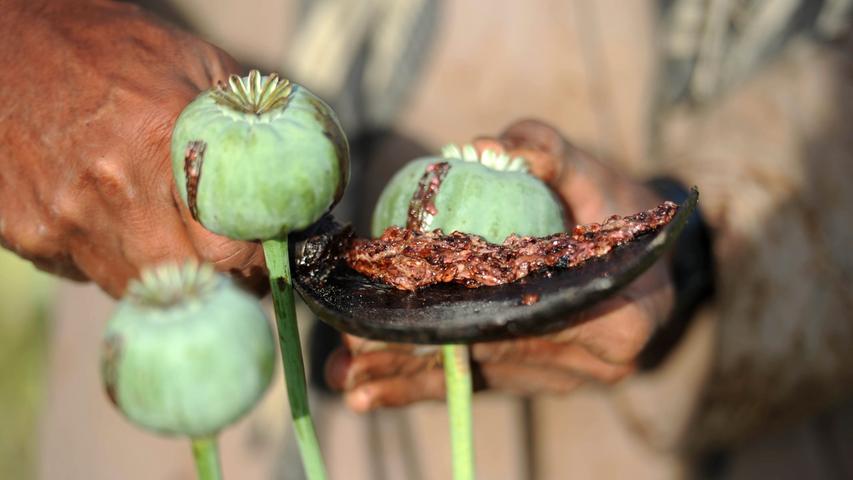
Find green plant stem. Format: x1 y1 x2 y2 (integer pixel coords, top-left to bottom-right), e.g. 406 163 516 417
191 436 222 480
262 238 328 480
443 344 475 480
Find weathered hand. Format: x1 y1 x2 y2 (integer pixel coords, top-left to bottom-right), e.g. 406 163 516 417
0 0 266 296
326 119 674 412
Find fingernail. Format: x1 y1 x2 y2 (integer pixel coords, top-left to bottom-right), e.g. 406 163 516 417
346 388 372 413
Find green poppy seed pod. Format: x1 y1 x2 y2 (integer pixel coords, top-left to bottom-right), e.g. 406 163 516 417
171 70 350 240
101 263 275 438
372 144 567 243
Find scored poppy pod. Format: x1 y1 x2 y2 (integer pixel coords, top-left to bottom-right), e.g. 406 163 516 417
171 70 349 240
372 144 567 242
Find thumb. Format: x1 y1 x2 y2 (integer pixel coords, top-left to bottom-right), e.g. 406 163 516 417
171 183 269 294
471 118 566 185
499 118 569 185
475 119 614 223
501 119 662 223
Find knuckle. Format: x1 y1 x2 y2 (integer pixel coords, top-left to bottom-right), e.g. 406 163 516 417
50 189 85 231
587 305 655 364
206 46 240 82
89 157 134 202
2 222 56 259
209 241 264 275
211 242 254 267
602 364 635 384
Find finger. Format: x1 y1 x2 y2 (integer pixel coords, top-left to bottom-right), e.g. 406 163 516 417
342 334 388 354
571 301 656 364
498 119 646 223
171 184 268 292
68 232 138 298
206 46 244 83
98 161 200 295
324 346 352 391
478 362 584 395
472 337 572 364
548 344 635 383
473 338 634 383
119 207 200 269
344 356 588 411
342 348 442 390
58 173 138 297
342 334 427 355
563 267 670 364
70 203 200 298
499 119 566 155
482 118 618 223
345 367 447 412
176 37 244 92
498 119 568 184
471 135 563 185
156 63 266 292
470 265 667 371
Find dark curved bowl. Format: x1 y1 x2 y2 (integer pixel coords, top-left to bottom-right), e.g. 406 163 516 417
292 188 697 344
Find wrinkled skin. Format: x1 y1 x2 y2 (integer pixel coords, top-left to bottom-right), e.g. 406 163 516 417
0 0 266 297
326 120 675 411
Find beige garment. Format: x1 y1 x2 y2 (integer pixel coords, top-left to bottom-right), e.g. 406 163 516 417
661 36 853 452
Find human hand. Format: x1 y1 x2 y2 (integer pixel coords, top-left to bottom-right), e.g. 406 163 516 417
325 119 674 411
0 0 266 297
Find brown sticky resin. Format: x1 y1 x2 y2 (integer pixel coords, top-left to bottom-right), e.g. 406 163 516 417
346 201 678 291
184 140 207 221
406 162 451 231
101 333 123 406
